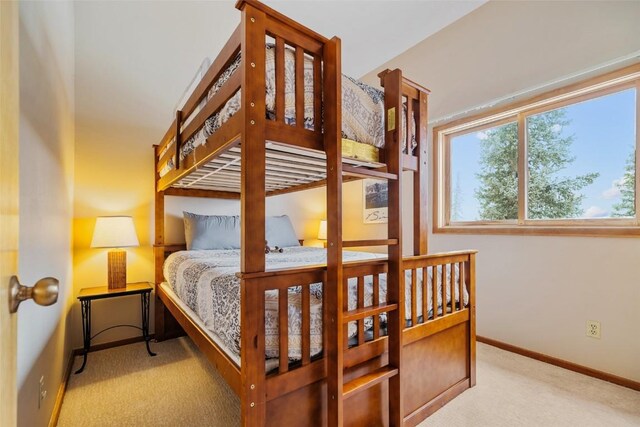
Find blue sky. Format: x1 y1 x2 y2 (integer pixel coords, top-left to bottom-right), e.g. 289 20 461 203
450 87 637 221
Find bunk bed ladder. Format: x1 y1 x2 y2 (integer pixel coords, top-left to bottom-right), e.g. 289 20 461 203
325 66 406 427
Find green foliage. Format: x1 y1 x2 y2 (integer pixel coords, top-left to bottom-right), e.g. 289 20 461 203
475 122 519 220
475 109 598 220
612 151 635 217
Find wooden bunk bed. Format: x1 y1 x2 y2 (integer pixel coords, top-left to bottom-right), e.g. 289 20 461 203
153 1 477 426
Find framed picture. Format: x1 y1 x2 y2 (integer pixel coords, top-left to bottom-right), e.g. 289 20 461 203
363 179 388 223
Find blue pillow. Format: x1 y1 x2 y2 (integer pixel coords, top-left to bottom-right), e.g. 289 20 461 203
183 212 240 250
266 215 300 247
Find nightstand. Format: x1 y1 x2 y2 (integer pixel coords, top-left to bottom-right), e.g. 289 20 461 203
75 282 156 374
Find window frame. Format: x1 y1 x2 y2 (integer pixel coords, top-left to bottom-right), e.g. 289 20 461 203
433 64 640 237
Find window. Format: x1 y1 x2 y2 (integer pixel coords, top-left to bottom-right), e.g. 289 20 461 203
434 65 640 236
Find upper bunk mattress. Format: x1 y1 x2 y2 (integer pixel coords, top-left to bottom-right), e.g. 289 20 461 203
159 45 416 177
163 246 467 363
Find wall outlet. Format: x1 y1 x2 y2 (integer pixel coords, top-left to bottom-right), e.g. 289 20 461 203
38 376 47 409
586 320 601 339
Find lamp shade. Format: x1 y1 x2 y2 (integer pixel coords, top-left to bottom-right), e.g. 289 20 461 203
91 216 139 248
317 220 327 240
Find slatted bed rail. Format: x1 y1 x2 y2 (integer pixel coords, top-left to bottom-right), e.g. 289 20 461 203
237 265 327 403
336 251 476 365
156 0 330 193
402 251 476 345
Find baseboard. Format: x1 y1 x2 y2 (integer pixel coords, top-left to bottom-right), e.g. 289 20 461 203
48 351 74 427
72 334 156 355
477 336 640 392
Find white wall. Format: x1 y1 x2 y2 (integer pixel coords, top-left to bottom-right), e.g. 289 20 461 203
361 0 640 381
17 1 75 425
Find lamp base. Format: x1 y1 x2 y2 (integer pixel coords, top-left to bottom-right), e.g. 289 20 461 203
107 249 127 289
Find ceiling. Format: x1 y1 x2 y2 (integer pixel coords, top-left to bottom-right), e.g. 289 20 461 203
263 0 486 77
74 0 485 139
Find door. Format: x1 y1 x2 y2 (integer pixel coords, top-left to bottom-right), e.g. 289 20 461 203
0 1 19 425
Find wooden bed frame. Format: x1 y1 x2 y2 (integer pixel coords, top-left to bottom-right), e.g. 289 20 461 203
153 1 476 426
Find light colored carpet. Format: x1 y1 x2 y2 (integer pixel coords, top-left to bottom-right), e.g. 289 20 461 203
58 339 640 427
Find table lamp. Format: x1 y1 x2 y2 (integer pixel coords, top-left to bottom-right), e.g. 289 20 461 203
91 216 139 289
318 219 327 248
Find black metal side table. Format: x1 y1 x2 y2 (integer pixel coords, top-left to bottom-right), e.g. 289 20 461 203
75 282 156 374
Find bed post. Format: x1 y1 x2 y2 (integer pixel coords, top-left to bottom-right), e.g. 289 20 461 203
380 68 405 427
414 90 429 255
466 252 477 387
154 144 167 341
323 36 344 426
238 2 267 426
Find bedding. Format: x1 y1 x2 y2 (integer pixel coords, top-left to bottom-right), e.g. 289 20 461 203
265 215 300 248
183 212 241 250
159 44 416 177
164 246 468 363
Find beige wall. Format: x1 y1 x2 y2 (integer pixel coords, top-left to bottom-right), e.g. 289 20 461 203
17 1 75 426
360 0 640 381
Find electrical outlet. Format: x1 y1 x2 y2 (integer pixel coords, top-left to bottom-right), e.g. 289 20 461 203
586 320 601 339
38 376 47 409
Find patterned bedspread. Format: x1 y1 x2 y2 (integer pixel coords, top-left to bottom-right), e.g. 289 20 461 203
159 45 416 177
164 247 467 363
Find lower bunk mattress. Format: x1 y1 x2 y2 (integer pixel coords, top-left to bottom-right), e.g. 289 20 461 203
163 246 467 367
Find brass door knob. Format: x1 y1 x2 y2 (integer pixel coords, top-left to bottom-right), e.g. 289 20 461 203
9 275 59 313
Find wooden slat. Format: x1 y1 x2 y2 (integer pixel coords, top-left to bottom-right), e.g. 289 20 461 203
441 264 447 317
158 113 242 191
157 145 175 173
403 309 469 346
265 359 325 401
158 125 176 161
181 24 241 119
265 121 324 151
343 366 398 400
275 37 285 122
301 284 311 365
164 187 240 199
373 274 380 340
295 47 305 128
342 164 397 180
313 55 322 132
420 267 427 325
431 266 437 320
343 303 398 324
237 265 325 281
357 276 364 345
342 239 398 248
174 110 182 169
181 71 241 144
263 13 325 54
402 252 472 270
344 336 387 369
411 268 417 326
450 262 456 313
279 288 289 373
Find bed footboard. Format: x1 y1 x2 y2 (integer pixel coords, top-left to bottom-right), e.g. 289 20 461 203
235 250 476 427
